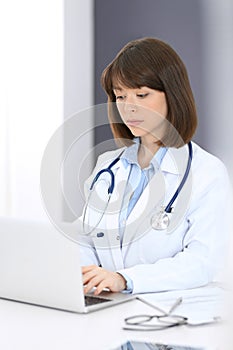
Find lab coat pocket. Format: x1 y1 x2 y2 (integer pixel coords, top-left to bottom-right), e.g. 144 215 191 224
138 225 186 264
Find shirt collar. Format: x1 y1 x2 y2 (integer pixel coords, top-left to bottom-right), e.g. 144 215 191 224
120 139 140 167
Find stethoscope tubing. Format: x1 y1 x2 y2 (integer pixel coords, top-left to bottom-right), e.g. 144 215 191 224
83 142 192 234
164 141 193 213
89 154 122 194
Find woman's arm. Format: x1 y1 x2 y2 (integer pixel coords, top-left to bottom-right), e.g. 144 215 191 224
117 158 232 294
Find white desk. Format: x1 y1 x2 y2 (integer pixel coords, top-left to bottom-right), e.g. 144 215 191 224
0 293 232 350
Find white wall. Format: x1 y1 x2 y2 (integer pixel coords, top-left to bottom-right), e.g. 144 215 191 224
201 0 233 181
201 1 233 336
63 0 94 221
64 0 94 118
0 0 94 221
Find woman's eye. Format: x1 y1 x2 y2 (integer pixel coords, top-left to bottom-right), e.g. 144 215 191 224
116 95 125 101
137 93 148 98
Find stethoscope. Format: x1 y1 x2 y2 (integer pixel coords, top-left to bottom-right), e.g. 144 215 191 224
82 142 193 234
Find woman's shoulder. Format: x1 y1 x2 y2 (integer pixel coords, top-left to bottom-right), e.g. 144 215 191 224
191 142 230 190
191 141 227 174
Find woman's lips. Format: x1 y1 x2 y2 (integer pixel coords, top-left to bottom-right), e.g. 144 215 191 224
126 119 143 126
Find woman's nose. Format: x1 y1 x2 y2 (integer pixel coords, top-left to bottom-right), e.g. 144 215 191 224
123 100 137 113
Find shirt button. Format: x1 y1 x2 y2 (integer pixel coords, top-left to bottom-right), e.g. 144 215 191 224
116 235 120 240
121 219 126 226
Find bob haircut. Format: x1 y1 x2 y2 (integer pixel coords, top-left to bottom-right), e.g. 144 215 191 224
101 37 198 148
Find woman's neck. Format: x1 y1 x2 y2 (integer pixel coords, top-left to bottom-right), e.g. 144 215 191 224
137 138 160 169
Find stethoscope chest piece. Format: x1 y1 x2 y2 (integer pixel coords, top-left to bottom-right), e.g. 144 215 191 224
151 209 170 230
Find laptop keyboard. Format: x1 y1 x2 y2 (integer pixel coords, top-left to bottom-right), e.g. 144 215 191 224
85 295 112 306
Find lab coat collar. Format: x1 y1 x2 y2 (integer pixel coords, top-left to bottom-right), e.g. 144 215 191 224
160 144 189 175
109 142 189 175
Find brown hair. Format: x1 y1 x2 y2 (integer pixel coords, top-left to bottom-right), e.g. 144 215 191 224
101 37 198 147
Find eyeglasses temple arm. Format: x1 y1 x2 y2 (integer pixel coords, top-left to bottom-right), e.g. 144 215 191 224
168 297 183 314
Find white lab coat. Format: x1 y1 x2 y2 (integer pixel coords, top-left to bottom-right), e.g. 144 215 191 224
77 142 232 294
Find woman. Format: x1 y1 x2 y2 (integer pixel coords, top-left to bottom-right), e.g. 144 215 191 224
79 37 231 295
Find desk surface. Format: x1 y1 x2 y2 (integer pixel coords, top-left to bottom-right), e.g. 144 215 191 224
0 292 232 350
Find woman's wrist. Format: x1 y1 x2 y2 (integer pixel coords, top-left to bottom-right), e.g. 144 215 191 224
116 272 127 290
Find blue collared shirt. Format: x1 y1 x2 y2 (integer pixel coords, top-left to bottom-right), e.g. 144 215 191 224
118 139 167 292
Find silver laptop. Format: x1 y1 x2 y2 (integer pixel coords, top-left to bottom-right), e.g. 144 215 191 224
0 216 134 313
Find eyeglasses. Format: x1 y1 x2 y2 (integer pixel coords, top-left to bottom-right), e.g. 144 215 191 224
124 313 187 331
123 297 221 331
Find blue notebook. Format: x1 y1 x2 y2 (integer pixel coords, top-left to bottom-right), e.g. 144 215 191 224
112 341 205 350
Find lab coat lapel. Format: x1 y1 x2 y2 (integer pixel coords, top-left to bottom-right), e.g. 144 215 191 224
122 169 166 246
160 145 187 175
122 146 185 246
122 145 191 246
93 161 131 270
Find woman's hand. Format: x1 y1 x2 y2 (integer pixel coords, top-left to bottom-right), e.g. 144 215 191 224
82 265 126 295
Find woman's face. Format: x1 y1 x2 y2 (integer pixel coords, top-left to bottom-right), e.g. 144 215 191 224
113 85 168 141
